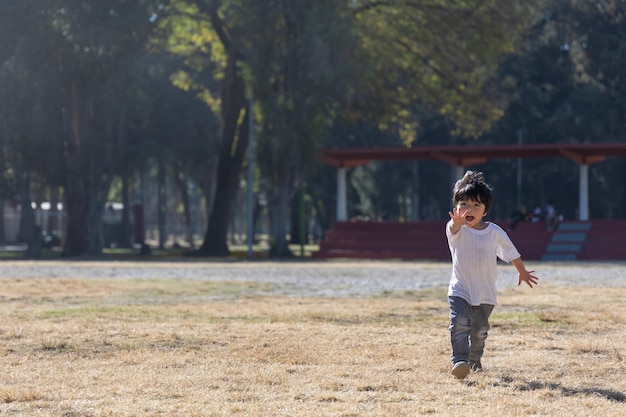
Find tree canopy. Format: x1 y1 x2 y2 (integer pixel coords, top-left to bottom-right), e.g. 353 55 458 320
1 0 624 258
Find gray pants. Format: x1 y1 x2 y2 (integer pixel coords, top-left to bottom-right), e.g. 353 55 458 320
448 296 494 365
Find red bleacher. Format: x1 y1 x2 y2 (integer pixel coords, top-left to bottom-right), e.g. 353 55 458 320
312 221 448 260
311 220 625 261
578 220 626 260
504 221 553 260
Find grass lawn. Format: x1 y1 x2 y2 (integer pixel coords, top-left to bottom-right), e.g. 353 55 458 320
0 269 624 416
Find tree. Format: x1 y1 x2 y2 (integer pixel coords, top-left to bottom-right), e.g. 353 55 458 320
483 0 626 219
346 0 540 139
61 1 166 256
241 1 357 256
137 54 219 248
0 1 67 255
0 1 164 256
154 0 250 256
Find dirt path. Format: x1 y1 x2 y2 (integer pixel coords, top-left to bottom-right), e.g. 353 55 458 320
1 260 624 298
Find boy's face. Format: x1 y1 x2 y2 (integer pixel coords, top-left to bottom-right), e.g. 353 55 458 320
455 198 487 229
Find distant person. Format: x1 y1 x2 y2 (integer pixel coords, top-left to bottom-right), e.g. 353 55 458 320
350 214 370 222
508 206 528 231
532 206 542 222
446 171 539 380
545 200 558 231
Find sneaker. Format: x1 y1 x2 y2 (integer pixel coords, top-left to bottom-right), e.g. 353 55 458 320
470 360 482 372
451 361 470 380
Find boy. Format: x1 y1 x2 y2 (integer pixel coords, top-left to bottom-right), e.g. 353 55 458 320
446 171 538 380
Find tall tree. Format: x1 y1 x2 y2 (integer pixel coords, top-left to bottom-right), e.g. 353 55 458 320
0 1 67 255
243 1 357 256
52 1 158 256
153 0 250 256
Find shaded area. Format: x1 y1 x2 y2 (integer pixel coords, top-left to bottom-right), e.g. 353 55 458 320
509 379 625 402
488 376 626 403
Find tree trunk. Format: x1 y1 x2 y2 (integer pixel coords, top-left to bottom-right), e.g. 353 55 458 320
63 80 90 256
289 189 305 244
411 161 421 221
86 175 111 256
198 112 249 255
157 157 166 249
15 175 42 259
252 193 263 244
118 171 132 247
63 174 89 256
64 170 112 257
62 80 113 257
196 55 249 256
46 187 60 235
174 162 194 248
0 201 4 242
117 106 131 248
200 156 219 236
22 207 42 259
267 180 294 258
308 186 329 240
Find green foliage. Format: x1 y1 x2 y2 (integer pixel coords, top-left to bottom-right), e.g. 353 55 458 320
3 0 626 256
478 0 626 218
150 0 225 114
233 1 354 171
348 0 540 138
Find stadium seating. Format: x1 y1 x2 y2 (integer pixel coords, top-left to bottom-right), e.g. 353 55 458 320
312 220 625 261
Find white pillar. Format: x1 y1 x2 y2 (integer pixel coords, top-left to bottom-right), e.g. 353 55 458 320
579 164 589 221
337 168 348 221
455 166 465 181
247 99 254 259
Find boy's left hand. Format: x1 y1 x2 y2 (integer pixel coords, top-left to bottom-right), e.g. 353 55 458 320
518 270 539 288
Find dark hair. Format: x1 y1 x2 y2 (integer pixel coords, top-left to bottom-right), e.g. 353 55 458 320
452 171 494 214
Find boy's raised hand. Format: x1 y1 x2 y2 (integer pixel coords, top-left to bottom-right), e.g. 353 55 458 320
448 207 467 226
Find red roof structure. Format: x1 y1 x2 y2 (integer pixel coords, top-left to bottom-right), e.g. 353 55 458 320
321 142 626 223
321 142 626 168
316 142 626 261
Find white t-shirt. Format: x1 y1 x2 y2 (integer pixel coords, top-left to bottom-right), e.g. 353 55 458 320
446 221 520 306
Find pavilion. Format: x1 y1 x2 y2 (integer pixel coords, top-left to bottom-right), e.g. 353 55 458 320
321 142 626 222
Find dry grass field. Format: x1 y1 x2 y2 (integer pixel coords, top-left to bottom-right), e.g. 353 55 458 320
0 262 625 416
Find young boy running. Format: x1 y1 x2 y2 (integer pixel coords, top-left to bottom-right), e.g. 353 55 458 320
446 171 538 380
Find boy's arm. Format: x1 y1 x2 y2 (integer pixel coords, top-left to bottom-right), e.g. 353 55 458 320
511 257 539 288
448 221 461 235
